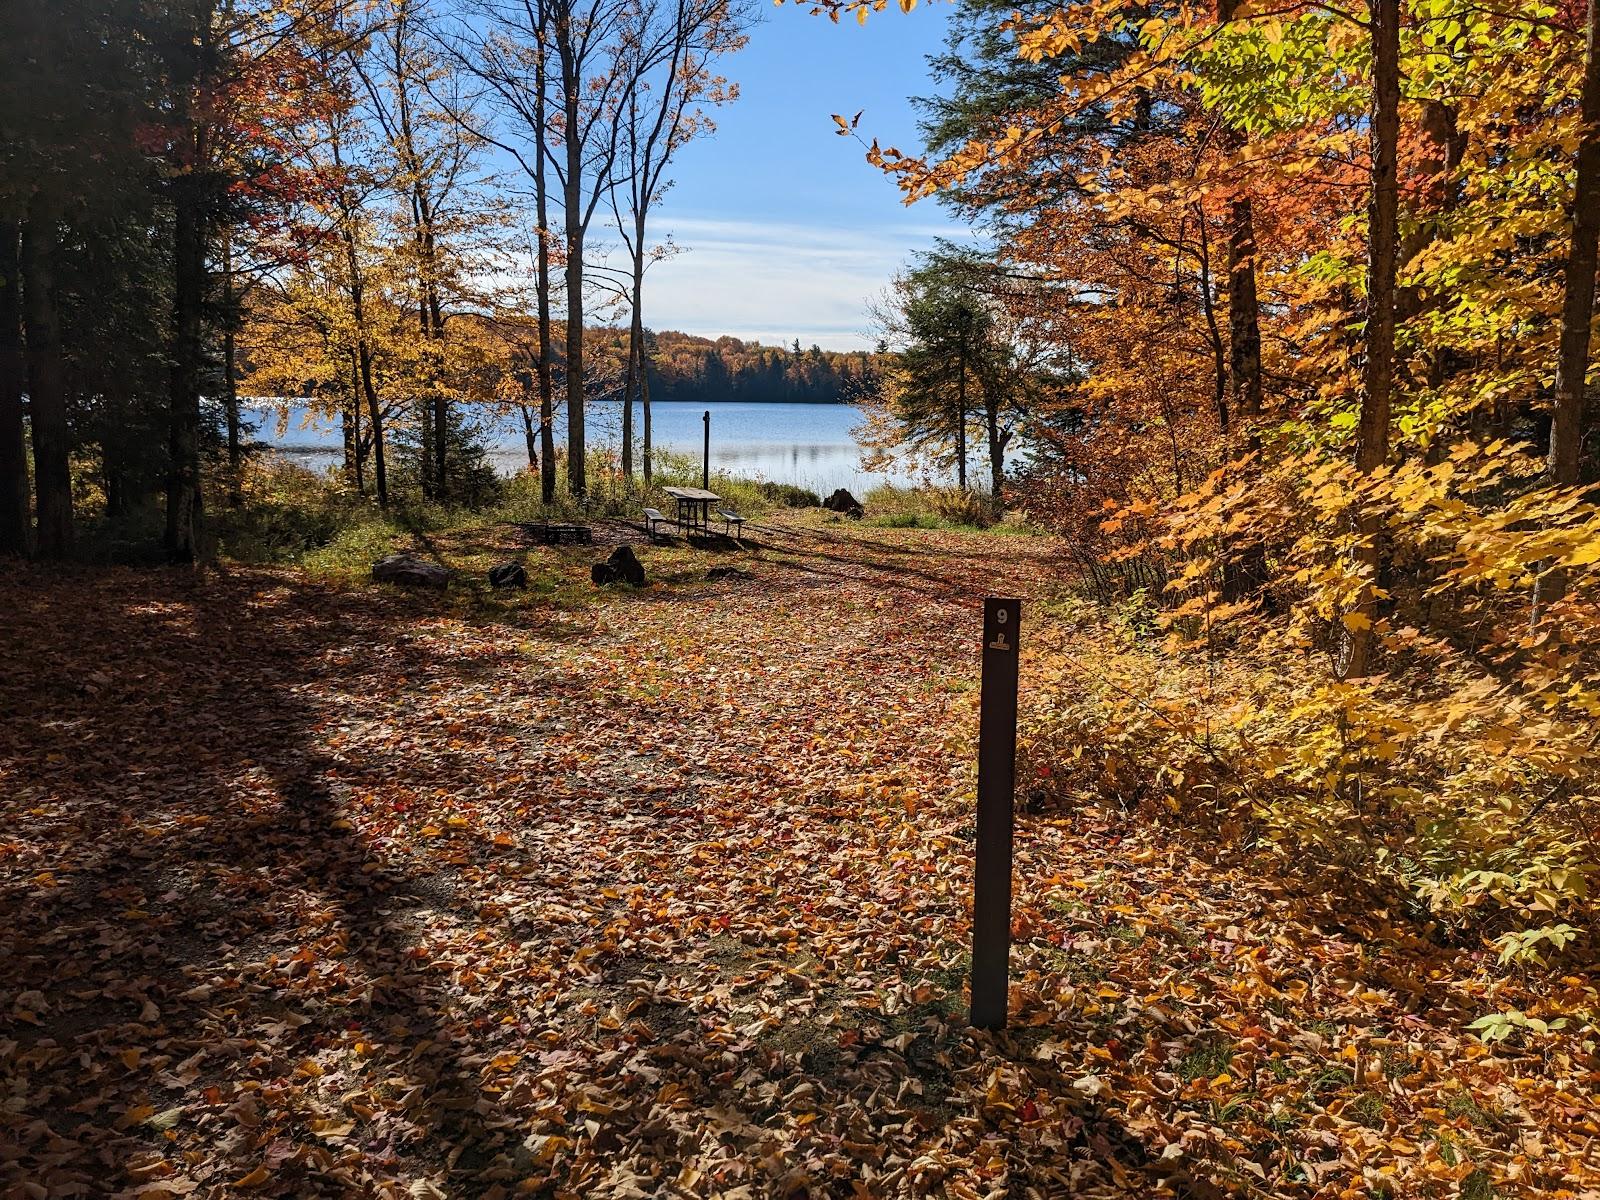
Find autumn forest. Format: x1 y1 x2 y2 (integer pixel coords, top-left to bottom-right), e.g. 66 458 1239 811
4 0 1600 1196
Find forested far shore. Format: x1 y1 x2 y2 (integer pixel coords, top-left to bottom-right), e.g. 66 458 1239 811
643 330 877 405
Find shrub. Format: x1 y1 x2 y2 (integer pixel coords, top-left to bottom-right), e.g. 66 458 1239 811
927 486 1000 528
863 484 1010 531
758 481 822 508
213 459 373 564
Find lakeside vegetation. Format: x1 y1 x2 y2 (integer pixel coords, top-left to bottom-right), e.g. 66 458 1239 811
193 447 1016 571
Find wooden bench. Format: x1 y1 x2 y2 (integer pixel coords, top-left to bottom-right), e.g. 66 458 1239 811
718 508 746 538
643 507 675 540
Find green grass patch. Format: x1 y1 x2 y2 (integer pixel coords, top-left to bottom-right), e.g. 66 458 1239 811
1177 1038 1235 1082
1445 1089 1507 1131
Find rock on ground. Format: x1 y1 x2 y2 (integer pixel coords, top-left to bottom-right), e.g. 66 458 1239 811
823 488 865 519
592 544 646 587
372 554 453 590
489 562 528 589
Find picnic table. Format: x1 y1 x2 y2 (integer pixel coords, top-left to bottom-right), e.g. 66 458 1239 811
662 486 721 535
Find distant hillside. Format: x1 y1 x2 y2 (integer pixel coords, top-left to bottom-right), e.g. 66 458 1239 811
644 331 879 405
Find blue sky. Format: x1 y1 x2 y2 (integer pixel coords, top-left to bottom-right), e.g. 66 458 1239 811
603 3 966 350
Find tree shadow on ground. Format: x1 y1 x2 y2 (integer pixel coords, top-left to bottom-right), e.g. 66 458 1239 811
1 550 1207 1198
1 566 585 1195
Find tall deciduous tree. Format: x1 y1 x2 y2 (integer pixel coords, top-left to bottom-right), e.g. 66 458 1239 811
551 0 632 495
609 0 749 482
1215 0 1261 419
1344 0 1401 678
357 0 479 499
1549 0 1600 489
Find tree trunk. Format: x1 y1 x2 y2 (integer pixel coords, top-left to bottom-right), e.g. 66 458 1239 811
223 233 242 506
1549 0 1600 488
161 0 220 563
347 348 366 495
1227 191 1263 416
1217 0 1262 417
21 203 73 559
564 222 585 496
334 153 386 509
166 180 206 563
642 360 653 482
1346 0 1401 678
418 373 434 501
621 325 636 482
985 390 1004 498
560 19 586 497
224 323 241 506
431 281 446 498
955 357 968 490
104 428 129 522
622 217 648 483
358 340 387 508
520 387 539 470
341 394 355 477
537 249 556 503
1196 205 1229 432
622 323 636 481
0 218 28 556
534 10 557 506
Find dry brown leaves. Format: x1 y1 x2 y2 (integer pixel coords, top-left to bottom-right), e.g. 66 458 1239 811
1 514 1595 1198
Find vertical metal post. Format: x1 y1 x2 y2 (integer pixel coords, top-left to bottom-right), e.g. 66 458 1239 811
971 597 1021 1030
702 410 710 491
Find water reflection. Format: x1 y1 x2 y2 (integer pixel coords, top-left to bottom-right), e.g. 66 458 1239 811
251 400 956 497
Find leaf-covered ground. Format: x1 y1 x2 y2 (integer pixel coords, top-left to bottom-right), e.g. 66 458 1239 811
2 514 1595 1199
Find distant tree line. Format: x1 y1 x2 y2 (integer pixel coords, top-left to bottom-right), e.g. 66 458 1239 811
641 332 878 405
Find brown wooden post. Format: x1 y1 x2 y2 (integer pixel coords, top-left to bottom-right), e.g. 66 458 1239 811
702 409 710 491
971 597 1021 1029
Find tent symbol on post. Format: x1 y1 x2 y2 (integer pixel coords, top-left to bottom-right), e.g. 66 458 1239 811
988 607 1013 652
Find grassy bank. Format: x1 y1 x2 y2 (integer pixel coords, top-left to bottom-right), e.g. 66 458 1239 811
204 452 1039 571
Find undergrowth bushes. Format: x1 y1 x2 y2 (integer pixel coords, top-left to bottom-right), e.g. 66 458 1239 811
865 484 1034 532
1021 604 1595 965
210 449 797 568
214 459 374 563
1022 441 1600 983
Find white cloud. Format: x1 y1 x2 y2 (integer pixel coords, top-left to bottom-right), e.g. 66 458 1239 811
589 215 973 351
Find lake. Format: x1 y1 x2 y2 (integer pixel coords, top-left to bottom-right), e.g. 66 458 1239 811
250 400 925 497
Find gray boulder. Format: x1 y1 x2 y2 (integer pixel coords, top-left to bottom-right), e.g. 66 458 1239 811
488 562 527 589
372 554 452 590
591 544 646 587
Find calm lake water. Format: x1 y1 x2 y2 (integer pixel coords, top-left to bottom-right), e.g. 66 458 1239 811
250 401 919 498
